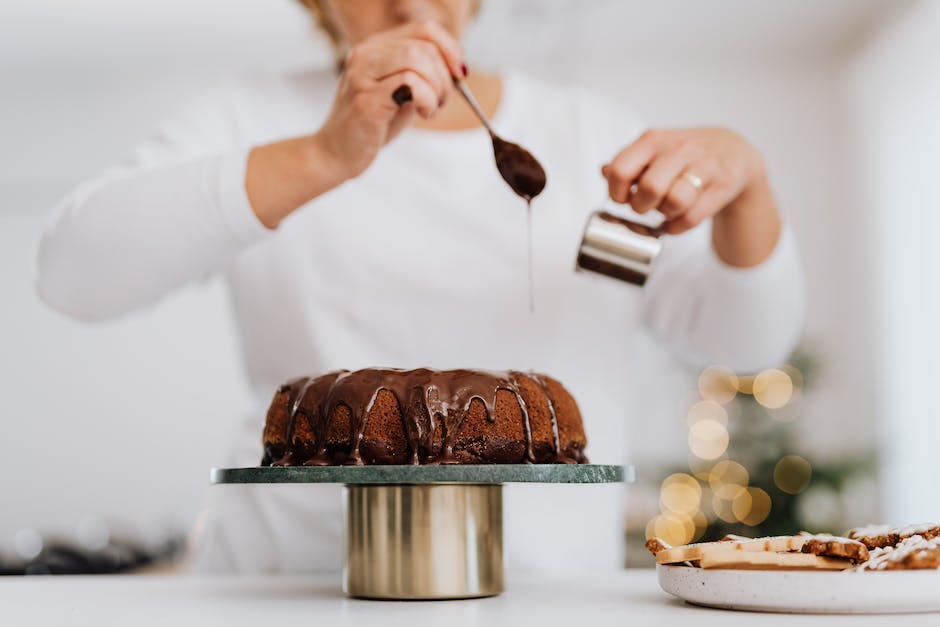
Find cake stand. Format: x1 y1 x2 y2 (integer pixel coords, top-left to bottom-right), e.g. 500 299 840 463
210 464 632 600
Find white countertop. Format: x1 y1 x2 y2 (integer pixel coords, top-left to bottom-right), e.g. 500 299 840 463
2 569 938 626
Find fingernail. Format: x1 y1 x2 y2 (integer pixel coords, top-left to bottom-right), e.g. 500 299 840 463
391 84 413 105
461 62 468 77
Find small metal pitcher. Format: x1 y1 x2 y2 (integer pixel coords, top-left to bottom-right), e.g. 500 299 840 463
575 210 664 286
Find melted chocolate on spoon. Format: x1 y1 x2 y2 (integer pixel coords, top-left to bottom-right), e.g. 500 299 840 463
491 136 547 202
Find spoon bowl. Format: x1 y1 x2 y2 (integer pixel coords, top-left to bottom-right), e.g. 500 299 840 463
491 135 547 202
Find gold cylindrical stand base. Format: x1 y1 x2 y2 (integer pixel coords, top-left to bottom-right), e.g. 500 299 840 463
343 483 504 600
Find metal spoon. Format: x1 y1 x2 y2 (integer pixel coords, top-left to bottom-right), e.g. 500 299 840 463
452 78 547 202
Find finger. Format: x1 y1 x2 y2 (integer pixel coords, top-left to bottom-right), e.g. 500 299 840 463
368 39 450 103
601 135 657 204
395 20 465 78
661 185 733 235
660 155 723 219
378 70 439 119
629 148 694 215
403 38 451 104
600 164 632 206
660 168 708 219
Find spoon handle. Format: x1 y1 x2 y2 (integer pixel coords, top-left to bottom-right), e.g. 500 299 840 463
452 77 496 136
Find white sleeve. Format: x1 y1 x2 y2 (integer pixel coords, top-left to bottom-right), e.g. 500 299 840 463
35 83 271 322
640 222 805 373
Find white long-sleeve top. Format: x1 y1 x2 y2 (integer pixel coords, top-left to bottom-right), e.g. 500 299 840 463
36 69 804 573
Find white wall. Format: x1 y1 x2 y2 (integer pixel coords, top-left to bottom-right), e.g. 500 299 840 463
843 0 940 522
1 190 254 542
0 0 911 549
0 0 331 550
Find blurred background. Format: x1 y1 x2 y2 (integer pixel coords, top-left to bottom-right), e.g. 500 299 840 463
1 0 937 571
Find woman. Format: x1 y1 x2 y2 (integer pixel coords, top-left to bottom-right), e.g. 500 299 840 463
36 0 803 572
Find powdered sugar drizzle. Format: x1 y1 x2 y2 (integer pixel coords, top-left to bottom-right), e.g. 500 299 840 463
898 523 940 539
847 524 894 538
855 535 940 571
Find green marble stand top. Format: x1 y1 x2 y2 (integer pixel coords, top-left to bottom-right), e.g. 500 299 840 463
211 464 633 485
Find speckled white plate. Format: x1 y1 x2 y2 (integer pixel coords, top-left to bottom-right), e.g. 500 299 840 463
657 564 940 614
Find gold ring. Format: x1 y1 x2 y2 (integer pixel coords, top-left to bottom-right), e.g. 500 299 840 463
681 171 704 190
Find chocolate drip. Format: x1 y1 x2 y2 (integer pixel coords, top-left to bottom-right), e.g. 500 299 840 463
296 371 345 466
271 376 315 467
262 368 578 466
527 373 578 464
526 201 534 314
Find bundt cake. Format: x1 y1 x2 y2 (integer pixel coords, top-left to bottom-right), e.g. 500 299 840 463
261 368 588 466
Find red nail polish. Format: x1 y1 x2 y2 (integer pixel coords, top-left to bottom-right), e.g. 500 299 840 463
461 62 468 77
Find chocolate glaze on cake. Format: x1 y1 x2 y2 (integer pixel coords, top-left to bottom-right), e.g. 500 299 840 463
261 368 588 466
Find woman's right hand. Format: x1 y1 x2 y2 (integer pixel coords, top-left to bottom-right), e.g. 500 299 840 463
246 20 465 229
316 20 466 180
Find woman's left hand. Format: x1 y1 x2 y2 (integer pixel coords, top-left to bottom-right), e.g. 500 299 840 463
601 127 765 236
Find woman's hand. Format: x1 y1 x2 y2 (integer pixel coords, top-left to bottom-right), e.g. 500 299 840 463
317 20 466 179
246 20 465 229
601 128 781 267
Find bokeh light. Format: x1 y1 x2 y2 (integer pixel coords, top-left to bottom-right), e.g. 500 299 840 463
732 487 773 526
686 400 729 427
753 368 794 409
708 460 749 496
660 473 702 515
735 375 755 395
697 366 738 404
674 362 812 542
773 454 812 494
645 512 696 545
688 419 729 459
711 491 742 523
